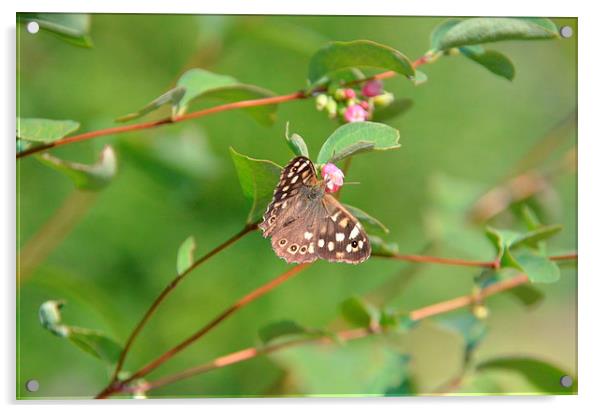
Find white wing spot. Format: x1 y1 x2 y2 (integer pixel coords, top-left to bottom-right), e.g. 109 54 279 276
331 211 341 222
282 185 289 192
293 161 300 167
350 224 360 239
280 193 287 199
359 240 364 249
318 239 325 248
339 218 349 228
328 241 335 251
308 243 315 253
346 244 352 253
287 172 294 178
291 175 299 184
297 162 307 171
304 232 313 240
282 201 288 208
335 233 345 242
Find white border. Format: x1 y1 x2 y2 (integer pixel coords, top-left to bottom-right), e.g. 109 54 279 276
3 1 598 412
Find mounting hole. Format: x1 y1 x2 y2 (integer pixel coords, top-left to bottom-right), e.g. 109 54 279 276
560 375 573 388
26 21 40 34
559 26 573 39
25 379 39 392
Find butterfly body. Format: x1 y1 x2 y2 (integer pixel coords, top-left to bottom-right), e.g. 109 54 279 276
259 156 371 264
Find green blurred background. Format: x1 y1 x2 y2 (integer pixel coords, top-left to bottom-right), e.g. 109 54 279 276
17 15 577 398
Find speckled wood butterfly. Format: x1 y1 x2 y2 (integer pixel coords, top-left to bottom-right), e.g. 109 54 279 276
259 156 371 264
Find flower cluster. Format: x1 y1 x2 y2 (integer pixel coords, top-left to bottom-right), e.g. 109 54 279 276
315 79 394 123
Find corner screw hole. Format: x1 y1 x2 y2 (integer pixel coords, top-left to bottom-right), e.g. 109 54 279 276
560 26 573 39
25 379 39 392
560 375 573 388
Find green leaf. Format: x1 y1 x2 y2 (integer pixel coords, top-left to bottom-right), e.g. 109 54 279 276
19 13 93 48
430 18 462 50
433 17 559 51
177 236 196 275
308 40 415 85
38 300 122 365
411 70 428 86
384 355 414 396
17 118 80 143
514 253 560 283
36 145 117 191
512 224 563 249
229 147 282 223
270 338 410 395
284 123 309 157
460 46 515 81
477 357 576 394
343 204 389 235
116 86 186 123
369 235 399 257
316 122 400 165
485 227 522 263
340 296 380 328
258 320 309 345
507 284 545 308
438 313 487 364
371 98 413 122
177 68 277 126
68 328 123 364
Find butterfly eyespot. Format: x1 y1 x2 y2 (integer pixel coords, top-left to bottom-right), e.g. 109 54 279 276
269 216 276 224
288 244 298 253
351 240 359 248
279 239 287 246
299 246 307 253
291 166 298 172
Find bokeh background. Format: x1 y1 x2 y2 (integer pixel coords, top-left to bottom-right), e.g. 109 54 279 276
17 15 577 398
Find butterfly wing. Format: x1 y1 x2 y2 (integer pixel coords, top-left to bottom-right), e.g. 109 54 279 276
260 155 371 264
259 156 318 238
314 194 371 264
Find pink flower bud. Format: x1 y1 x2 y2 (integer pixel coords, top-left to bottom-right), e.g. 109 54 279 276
344 88 356 100
359 100 370 110
361 79 383 97
321 163 345 193
344 104 368 123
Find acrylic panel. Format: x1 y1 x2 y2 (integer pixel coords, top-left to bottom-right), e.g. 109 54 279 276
16 14 577 399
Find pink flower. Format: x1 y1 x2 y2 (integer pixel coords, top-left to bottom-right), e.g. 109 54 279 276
362 79 383 97
344 88 356 100
344 104 368 123
321 163 345 193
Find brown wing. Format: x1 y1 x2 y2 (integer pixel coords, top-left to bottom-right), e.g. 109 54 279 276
259 156 318 238
314 194 371 264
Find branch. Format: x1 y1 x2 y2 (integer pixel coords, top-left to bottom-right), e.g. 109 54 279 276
122 270 542 395
96 262 312 398
18 55 433 160
108 223 258 383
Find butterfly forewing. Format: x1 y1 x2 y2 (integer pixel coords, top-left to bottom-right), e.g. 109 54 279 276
260 156 371 265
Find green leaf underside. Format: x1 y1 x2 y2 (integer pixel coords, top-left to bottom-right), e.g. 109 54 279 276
317 122 400 165
177 236 196 275
514 253 560 283
507 284 545 307
343 204 389 235
286 133 309 157
177 69 277 125
35 145 117 191
371 98 413 122
258 320 310 345
116 87 186 122
460 46 515 81
17 118 80 143
229 147 282 223
38 300 122 365
433 17 559 51
308 40 415 85
369 235 399 257
340 296 379 328
270 339 411 395
477 357 576 393
438 313 487 356
19 13 93 47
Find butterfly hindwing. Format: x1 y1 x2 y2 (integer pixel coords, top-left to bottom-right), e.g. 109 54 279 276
314 195 371 264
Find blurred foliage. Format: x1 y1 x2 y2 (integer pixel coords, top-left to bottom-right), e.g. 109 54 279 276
16 14 576 399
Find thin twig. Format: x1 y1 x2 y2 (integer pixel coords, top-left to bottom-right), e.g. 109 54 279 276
108 223 258 383
18 55 433 160
376 253 499 268
122 270 544 395
96 262 312 398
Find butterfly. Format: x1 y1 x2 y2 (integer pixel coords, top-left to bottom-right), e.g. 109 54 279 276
259 156 371 264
